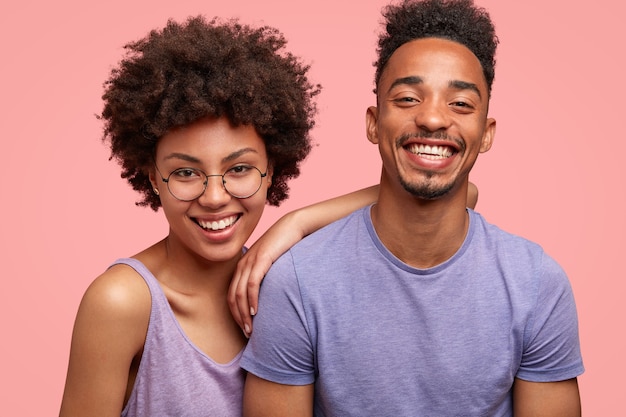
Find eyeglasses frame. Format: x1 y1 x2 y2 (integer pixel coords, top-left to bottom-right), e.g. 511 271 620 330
154 163 268 201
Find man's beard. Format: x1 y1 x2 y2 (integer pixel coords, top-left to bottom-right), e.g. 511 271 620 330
399 172 455 200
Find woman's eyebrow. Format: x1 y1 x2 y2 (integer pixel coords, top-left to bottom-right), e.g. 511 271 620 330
222 147 259 163
162 148 260 164
163 152 200 163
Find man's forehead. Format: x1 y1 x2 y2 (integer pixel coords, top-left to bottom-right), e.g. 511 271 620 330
379 37 488 93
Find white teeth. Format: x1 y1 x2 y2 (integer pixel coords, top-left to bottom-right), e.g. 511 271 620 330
407 144 453 159
198 216 237 231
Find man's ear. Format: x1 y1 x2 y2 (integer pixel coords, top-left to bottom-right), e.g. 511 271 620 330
366 106 379 145
480 117 496 153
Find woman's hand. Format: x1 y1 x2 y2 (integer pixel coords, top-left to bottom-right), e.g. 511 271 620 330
228 212 305 337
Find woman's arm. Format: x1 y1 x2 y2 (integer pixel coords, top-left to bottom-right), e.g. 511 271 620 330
228 182 479 336
59 266 150 417
228 185 379 336
467 181 478 209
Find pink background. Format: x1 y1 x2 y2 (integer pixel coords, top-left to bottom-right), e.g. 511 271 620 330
1 0 623 414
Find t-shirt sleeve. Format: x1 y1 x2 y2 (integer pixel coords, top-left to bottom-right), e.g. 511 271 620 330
240 250 315 385
516 253 584 382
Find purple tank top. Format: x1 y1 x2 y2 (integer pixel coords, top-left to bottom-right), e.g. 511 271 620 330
116 258 245 417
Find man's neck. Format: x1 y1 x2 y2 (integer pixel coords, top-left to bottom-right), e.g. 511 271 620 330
370 188 470 269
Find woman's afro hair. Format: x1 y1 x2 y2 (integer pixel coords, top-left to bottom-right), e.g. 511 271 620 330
100 15 321 210
374 0 498 95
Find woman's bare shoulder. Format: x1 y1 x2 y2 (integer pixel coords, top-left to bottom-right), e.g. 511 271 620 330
60 262 152 416
78 261 152 331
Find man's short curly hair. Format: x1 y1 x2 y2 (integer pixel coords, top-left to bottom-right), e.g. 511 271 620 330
374 0 498 95
100 16 321 211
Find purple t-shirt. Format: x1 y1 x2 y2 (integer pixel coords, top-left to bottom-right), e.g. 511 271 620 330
241 207 584 416
116 258 245 417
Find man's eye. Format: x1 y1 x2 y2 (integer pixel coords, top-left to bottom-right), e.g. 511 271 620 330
393 96 420 107
451 101 473 108
450 101 476 113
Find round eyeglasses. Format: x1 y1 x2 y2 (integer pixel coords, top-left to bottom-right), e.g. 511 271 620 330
155 164 268 201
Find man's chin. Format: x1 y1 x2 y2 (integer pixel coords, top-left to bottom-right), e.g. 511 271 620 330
401 180 454 200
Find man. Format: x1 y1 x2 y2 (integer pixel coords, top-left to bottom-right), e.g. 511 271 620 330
240 0 584 415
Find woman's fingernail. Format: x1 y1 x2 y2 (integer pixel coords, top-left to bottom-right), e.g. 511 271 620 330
250 307 256 316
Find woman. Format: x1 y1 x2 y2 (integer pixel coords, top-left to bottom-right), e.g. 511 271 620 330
58 16 381 417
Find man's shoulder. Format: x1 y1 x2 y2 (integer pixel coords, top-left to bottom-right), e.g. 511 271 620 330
294 206 367 248
470 210 564 278
267 207 371 279
471 210 544 252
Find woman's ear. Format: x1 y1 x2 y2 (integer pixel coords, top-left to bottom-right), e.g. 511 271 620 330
265 162 273 186
148 166 160 195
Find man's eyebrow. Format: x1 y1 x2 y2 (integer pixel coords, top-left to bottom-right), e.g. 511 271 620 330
449 80 482 99
387 77 482 99
387 76 423 93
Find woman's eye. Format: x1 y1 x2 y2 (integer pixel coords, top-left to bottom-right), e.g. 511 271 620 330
227 165 253 176
173 168 201 179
